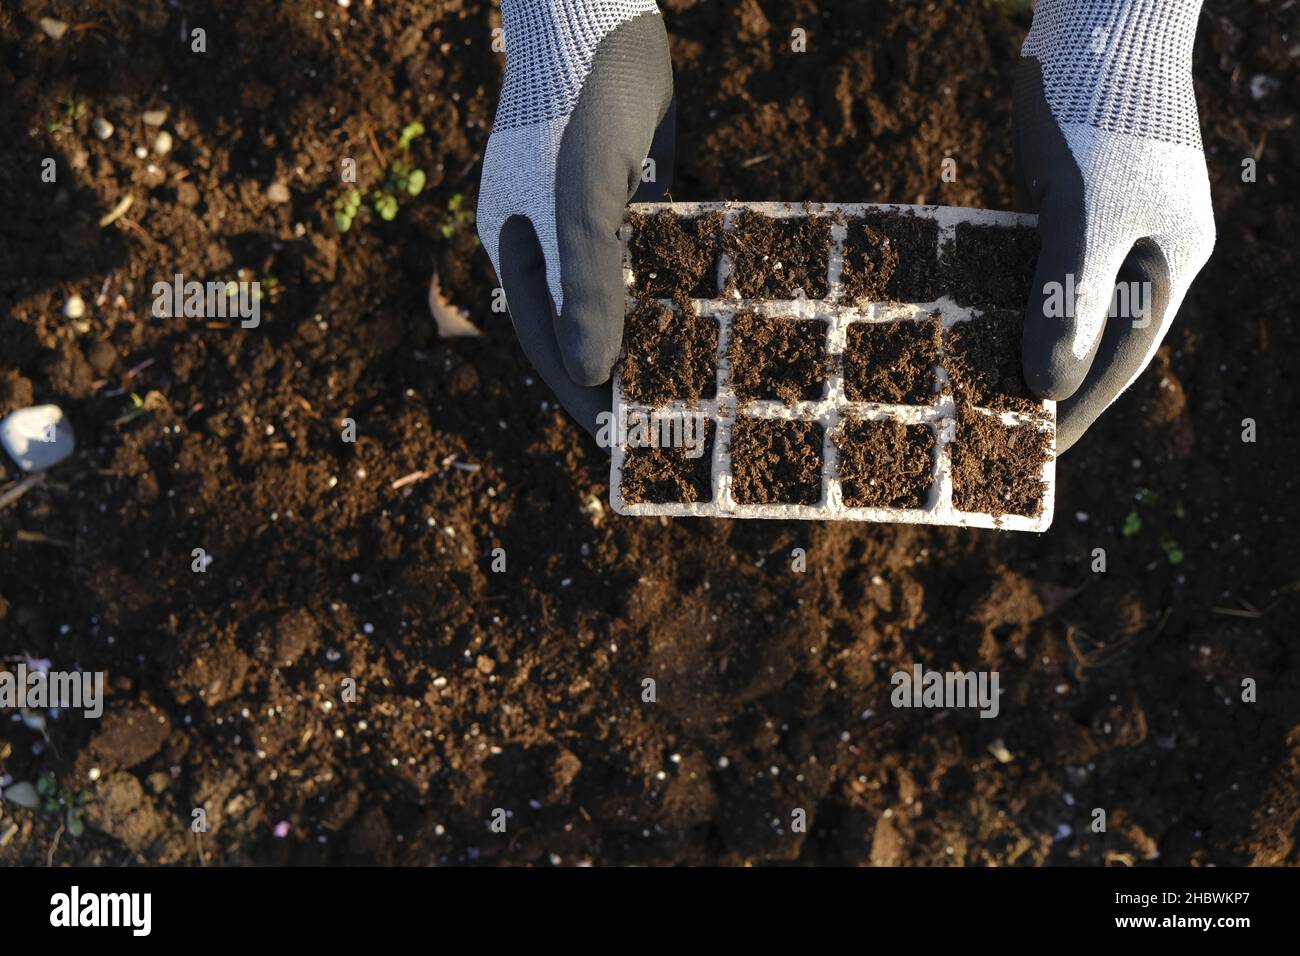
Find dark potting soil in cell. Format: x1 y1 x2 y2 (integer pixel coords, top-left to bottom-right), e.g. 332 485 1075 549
950 410 1050 517
945 309 1040 414
836 418 935 509
729 417 824 505
843 317 941 404
841 211 941 303
727 312 830 403
628 210 725 300
616 301 718 406
727 210 831 299
947 223 1040 309
620 420 715 505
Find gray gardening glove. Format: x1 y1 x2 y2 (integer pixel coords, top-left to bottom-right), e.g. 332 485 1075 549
477 0 675 439
1013 0 1215 453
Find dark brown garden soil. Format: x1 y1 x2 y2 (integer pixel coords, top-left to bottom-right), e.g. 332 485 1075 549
729 418 824 505
727 312 829 403
843 317 941 404
2 0 1299 869
950 411 1050 518
947 223 1041 310
727 210 831 299
836 418 934 509
629 209 725 300
841 211 940 303
945 309 1040 414
620 419 715 505
617 301 717 405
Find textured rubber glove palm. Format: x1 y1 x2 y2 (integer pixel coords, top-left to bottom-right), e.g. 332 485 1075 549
477 0 674 437
1014 0 1215 452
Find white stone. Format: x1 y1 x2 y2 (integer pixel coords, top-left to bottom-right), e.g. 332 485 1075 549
62 294 86 319
1 781 39 808
0 405 76 472
39 18 68 40
92 117 114 140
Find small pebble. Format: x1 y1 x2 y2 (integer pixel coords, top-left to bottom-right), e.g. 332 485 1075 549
153 130 173 156
0 405 76 471
92 117 114 140
1 781 39 809
267 182 291 204
62 294 85 319
1250 74 1279 101
39 18 69 40
142 110 168 126
133 146 148 159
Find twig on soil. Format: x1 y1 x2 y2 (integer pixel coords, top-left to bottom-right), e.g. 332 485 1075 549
0 474 45 511
391 470 433 490
366 124 387 169
116 217 162 247
125 357 156 380
16 530 71 548
97 194 134 227
47 820 64 867
1212 605 1262 619
1066 625 1134 677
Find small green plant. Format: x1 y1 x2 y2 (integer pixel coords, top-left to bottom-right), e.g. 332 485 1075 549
333 122 429 230
37 772 88 838
46 96 86 133
440 193 476 239
1122 486 1187 564
334 189 363 232
397 121 425 151
372 158 427 221
374 121 429 220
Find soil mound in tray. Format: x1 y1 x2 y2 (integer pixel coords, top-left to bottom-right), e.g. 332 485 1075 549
730 417 824 505
836 418 935 509
843 317 941 404
620 420 715 504
945 309 1040 414
948 223 1040 309
727 312 830 403
629 210 725 300
727 210 831 299
841 211 941 303
617 301 718 406
950 409 1049 517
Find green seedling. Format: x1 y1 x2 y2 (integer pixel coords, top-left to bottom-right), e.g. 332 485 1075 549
332 123 429 230
46 96 86 133
114 392 148 426
397 121 425 152
334 189 363 232
372 159 427 221
1122 486 1187 564
36 772 89 838
440 193 476 239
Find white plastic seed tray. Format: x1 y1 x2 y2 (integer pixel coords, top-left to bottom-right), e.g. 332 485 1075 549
609 201 1056 531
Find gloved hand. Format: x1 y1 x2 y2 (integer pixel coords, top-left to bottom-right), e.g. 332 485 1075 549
1013 0 1215 453
477 0 675 439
